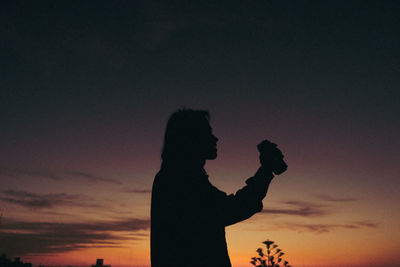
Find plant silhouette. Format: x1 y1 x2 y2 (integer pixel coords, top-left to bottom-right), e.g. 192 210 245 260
250 239 292 267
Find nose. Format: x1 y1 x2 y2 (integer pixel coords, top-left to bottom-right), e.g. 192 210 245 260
213 135 219 142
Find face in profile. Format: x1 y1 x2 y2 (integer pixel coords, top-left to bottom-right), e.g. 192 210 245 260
196 122 219 160
161 110 219 163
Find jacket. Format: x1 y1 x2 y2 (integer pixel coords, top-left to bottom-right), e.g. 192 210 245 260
151 164 273 267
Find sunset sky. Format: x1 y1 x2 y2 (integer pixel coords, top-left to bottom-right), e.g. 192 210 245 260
1 1 399 267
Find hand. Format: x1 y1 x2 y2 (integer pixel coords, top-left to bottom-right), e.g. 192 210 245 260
259 147 283 167
257 140 288 175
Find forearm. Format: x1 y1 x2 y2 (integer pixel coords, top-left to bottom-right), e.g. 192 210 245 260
220 167 274 226
244 166 275 199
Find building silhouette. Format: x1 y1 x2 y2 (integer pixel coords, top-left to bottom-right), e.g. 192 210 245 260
91 259 111 267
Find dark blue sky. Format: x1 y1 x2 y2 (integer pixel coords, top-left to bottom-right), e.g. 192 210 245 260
2 1 399 123
1 0 399 176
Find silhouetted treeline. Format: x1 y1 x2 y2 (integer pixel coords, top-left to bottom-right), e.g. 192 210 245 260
0 254 32 267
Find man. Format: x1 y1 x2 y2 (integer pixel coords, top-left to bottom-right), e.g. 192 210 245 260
151 109 286 267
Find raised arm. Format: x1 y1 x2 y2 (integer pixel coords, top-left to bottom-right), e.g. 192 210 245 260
211 140 287 226
210 166 275 226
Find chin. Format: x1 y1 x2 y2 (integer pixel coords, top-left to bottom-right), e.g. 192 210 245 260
206 151 218 160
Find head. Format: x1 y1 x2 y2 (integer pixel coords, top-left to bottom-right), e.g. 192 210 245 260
161 109 218 164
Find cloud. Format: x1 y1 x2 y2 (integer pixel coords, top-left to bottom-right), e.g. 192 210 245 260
0 217 150 256
0 167 121 184
314 194 358 202
0 190 98 209
261 201 329 217
269 221 378 234
356 221 379 228
122 188 152 194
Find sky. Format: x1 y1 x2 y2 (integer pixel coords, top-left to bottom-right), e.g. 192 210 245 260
1 1 399 266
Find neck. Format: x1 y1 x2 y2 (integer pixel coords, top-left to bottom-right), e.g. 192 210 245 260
162 157 206 170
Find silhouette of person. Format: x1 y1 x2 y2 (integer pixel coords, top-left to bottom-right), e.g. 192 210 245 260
151 109 285 267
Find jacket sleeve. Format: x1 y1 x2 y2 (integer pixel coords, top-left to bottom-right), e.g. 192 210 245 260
210 168 274 226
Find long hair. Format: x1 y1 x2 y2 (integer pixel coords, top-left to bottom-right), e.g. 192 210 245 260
161 109 210 164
